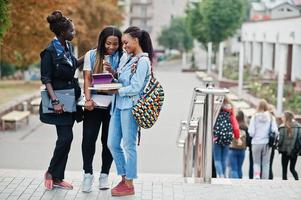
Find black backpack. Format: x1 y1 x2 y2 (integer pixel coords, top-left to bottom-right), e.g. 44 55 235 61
213 111 233 145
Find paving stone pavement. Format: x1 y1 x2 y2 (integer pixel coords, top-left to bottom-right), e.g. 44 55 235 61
0 169 300 200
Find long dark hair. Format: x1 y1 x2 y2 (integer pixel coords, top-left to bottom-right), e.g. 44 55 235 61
93 26 123 73
236 110 247 130
284 111 294 137
124 26 154 64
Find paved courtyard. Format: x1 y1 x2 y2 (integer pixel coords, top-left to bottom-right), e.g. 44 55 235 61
1 60 301 199
0 169 301 200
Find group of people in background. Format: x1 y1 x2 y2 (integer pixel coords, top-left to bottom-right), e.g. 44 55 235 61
213 97 301 180
40 10 154 197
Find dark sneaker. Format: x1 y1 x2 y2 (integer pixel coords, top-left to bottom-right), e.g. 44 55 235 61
44 172 53 190
111 182 134 196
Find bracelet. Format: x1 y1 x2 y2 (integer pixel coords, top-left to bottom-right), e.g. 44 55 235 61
51 99 60 105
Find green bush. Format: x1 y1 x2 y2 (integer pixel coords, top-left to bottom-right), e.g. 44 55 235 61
0 61 16 77
249 80 301 114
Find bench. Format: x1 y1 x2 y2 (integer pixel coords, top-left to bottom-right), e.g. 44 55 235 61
30 97 41 114
1 111 30 130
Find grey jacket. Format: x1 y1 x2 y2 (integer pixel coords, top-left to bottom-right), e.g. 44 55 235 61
278 121 301 156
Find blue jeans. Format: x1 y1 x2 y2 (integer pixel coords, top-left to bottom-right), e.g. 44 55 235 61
213 143 229 178
107 108 138 179
229 149 245 178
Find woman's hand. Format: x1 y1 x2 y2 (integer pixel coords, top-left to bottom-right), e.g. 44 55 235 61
237 138 243 146
103 61 115 75
53 104 64 114
84 99 95 111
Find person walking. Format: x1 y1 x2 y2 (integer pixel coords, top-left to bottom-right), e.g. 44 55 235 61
106 26 153 196
213 96 240 178
278 111 301 180
228 110 247 178
248 99 278 179
40 10 83 190
81 27 124 192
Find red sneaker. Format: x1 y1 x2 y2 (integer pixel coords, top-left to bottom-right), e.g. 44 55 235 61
44 172 53 190
111 182 134 196
53 180 73 190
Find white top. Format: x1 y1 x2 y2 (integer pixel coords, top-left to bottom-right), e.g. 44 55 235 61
83 50 96 71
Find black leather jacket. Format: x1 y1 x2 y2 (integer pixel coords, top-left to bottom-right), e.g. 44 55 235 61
40 41 78 91
39 41 82 125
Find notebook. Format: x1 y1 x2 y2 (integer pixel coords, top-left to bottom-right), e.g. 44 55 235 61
92 73 114 84
77 94 112 108
41 89 76 113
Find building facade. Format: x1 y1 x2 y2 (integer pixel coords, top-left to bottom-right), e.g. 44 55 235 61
241 17 301 82
120 0 190 49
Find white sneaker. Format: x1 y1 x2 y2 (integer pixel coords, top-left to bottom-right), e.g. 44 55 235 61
99 173 109 190
82 173 94 193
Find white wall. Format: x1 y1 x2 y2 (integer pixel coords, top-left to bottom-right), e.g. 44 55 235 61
251 42 262 68
241 17 301 80
292 44 301 81
262 42 274 71
242 17 301 44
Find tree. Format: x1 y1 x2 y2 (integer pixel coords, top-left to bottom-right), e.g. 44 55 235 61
74 0 123 56
1 0 123 68
187 0 246 49
0 0 10 41
158 17 193 53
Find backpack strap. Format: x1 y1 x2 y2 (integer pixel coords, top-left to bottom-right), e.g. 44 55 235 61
137 127 141 146
129 54 150 146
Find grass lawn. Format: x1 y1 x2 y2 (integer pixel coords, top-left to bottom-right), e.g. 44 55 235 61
0 80 41 108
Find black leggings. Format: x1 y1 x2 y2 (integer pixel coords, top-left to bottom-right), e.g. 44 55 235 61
281 152 299 180
82 108 113 174
48 124 74 180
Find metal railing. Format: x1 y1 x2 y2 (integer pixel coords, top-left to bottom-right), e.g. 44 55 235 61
177 85 229 183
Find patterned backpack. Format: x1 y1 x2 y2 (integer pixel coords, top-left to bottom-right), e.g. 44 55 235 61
213 111 233 145
131 56 164 144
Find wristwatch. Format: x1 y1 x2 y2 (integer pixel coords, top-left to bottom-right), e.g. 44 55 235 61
51 99 60 105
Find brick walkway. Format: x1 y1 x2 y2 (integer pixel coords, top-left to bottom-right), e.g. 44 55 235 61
0 169 300 200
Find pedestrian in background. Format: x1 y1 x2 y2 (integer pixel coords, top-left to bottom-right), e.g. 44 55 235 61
228 110 247 178
278 111 301 180
40 10 83 190
268 104 277 179
81 27 124 192
107 26 153 196
213 96 240 178
248 99 278 179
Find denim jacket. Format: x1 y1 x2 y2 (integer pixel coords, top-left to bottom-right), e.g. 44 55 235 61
111 53 150 114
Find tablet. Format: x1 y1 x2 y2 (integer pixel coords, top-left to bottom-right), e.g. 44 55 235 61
92 73 113 84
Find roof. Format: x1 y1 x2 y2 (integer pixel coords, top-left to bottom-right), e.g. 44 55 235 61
252 0 297 11
252 2 266 11
293 0 301 6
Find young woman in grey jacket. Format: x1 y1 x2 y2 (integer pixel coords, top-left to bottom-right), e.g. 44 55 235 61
278 111 301 180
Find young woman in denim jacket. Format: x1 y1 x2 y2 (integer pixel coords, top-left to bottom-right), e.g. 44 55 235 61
40 11 83 190
278 111 301 180
81 27 124 192
106 26 153 197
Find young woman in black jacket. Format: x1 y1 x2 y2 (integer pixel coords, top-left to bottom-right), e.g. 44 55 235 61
40 10 83 190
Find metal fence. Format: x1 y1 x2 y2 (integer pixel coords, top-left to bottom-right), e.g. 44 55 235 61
177 85 229 183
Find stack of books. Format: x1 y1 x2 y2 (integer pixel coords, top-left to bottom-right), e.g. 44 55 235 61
89 73 122 90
